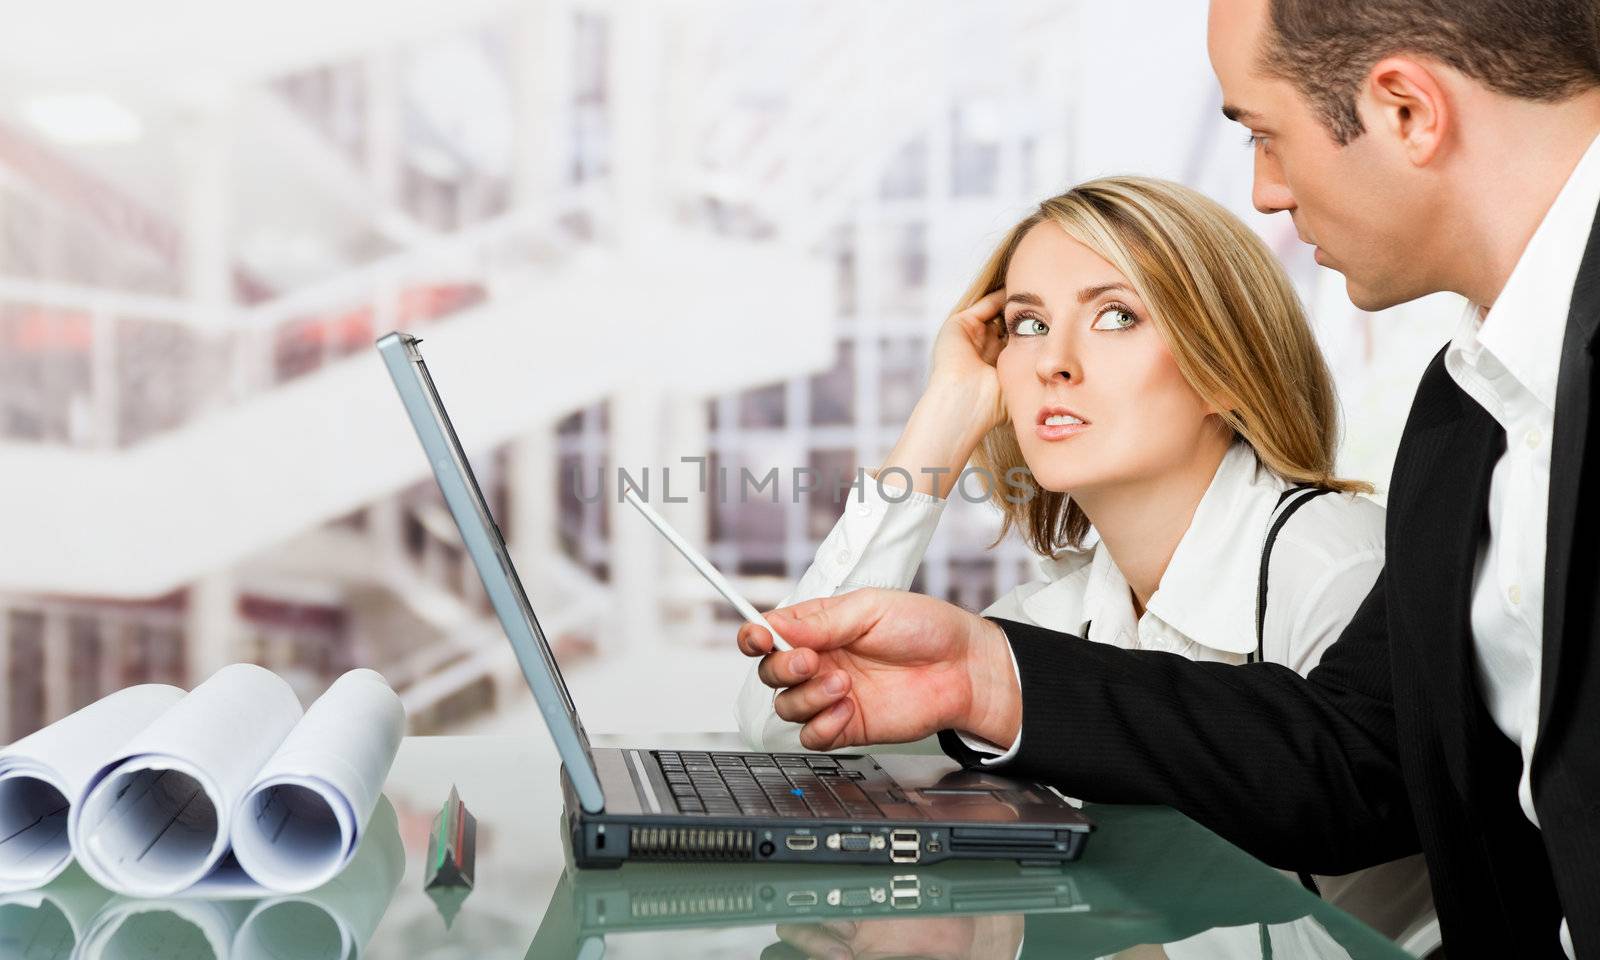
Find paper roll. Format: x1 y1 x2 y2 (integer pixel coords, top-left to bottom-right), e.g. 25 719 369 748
0 685 184 892
233 795 404 960
70 665 303 899
0 864 114 959
77 896 253 960
229 670 405 894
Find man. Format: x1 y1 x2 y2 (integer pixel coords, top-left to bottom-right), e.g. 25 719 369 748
737 0 1600 955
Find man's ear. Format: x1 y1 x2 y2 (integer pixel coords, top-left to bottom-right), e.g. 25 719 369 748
1365 56 1450 166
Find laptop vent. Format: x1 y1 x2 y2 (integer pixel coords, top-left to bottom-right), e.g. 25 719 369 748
629 827 755 861
630 883 756 918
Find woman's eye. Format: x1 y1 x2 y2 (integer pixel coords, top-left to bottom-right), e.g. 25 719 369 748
1009 315 1048 336
1091 306 1138 331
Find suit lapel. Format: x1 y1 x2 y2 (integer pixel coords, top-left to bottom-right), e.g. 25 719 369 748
1538 198 1600 741
1389 385 1504 794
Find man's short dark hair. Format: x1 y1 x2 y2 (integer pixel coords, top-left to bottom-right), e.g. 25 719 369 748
1262 0 1600 145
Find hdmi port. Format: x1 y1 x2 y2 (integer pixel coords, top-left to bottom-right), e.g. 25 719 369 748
786 890 819 907
785 835 818 851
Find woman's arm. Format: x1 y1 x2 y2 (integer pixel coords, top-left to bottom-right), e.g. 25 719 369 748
1264 495 1386 675
733 477 948 750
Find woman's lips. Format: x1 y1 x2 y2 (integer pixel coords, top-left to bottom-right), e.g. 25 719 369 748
1036 407 1090 442
1036 421 1090 441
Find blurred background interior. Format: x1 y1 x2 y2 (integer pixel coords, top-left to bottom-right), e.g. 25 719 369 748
0 0 1463 746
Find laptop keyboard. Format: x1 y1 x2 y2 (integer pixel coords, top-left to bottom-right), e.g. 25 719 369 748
654 751 884 819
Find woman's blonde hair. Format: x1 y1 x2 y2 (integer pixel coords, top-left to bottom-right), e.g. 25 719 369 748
965 176 1371 556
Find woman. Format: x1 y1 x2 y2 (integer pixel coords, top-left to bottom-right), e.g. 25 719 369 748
734 177 1432 946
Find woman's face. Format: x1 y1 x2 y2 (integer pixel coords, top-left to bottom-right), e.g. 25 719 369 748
996 222 1225 497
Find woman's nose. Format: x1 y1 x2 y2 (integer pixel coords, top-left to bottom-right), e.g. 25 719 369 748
1034 328 1078 383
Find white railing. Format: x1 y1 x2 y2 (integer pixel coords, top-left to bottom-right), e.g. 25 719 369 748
0 206 577 449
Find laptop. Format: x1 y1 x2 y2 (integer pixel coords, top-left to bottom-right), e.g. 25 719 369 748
525 859 1097 960
376 331 1093 868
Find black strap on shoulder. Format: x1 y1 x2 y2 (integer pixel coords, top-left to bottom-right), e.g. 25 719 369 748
1252 486 1334 665
1254 484 1334 900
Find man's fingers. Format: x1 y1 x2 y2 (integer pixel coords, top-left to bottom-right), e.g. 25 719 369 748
757 648 819 689
774 923 852 960
767 590 882 653
800 697 857 751
773 671 850 723
736 621 774 657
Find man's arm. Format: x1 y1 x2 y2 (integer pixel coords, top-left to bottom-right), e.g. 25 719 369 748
943 577 1419 876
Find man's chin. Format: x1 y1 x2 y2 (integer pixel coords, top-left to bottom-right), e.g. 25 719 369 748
1343 274 1412 313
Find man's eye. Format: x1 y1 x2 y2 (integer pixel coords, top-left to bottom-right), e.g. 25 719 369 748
1091 306 1138 331
1008 316 1048 336
1243 133 1268 148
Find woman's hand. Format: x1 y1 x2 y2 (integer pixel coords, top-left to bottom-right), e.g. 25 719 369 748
925 290 1007 434
876 291 1009 500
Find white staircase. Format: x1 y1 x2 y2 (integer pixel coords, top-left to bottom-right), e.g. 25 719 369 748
0 228 830 597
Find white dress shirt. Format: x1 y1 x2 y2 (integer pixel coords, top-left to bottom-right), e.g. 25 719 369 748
1440 130 1600 960
734 442 1432 943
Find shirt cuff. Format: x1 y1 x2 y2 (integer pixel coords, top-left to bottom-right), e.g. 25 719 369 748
952 641 1022 765
787 470 946 600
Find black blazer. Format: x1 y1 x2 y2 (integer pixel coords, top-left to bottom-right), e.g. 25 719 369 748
942 202 1600 956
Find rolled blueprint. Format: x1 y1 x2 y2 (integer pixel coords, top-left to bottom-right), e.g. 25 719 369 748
0 865 114 960
0 685 184 892
233 795 404 960
69 665 303 898
230 670 405 894
76 896 253 960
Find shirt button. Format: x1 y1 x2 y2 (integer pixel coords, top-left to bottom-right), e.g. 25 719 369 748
1509 584 1523 606
1526 429 1543 449
855 503 873 518
836 549 852 564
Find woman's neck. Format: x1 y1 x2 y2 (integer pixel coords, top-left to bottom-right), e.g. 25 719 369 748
1072 432 1233 617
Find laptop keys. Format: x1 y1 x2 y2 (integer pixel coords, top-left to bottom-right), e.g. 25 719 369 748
655 750 884 818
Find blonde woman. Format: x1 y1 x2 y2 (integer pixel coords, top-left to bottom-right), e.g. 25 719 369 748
733 177 1431 946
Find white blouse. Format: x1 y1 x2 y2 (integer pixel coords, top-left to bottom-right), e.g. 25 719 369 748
735 442 1385 749
733 441 1434 946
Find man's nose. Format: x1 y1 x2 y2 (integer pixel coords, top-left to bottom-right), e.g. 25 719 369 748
1252 149 1296 215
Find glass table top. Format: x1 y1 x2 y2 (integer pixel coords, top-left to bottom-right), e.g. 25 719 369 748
1 734 1413 959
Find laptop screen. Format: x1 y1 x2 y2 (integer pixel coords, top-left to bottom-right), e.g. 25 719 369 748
376 331 606 813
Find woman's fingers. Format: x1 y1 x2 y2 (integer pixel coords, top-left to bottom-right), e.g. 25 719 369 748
953 290 1007 363
757 648 819 689
773 671 851 723
961 288 1006 321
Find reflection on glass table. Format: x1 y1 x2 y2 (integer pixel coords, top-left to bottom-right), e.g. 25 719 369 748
0 796 402 960
523 800 1410 960
0 736 1415 959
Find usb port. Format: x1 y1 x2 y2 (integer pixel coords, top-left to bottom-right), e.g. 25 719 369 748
890 829 921 863
785 834 818 851
891 874 922 908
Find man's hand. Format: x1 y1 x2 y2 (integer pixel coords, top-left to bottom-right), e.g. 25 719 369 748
735 588 1021 751
769 915 1026 960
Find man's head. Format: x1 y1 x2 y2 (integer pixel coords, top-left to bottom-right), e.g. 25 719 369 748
1209 0 1600 310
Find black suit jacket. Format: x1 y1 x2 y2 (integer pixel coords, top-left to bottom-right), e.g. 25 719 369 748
943 203 1600 956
